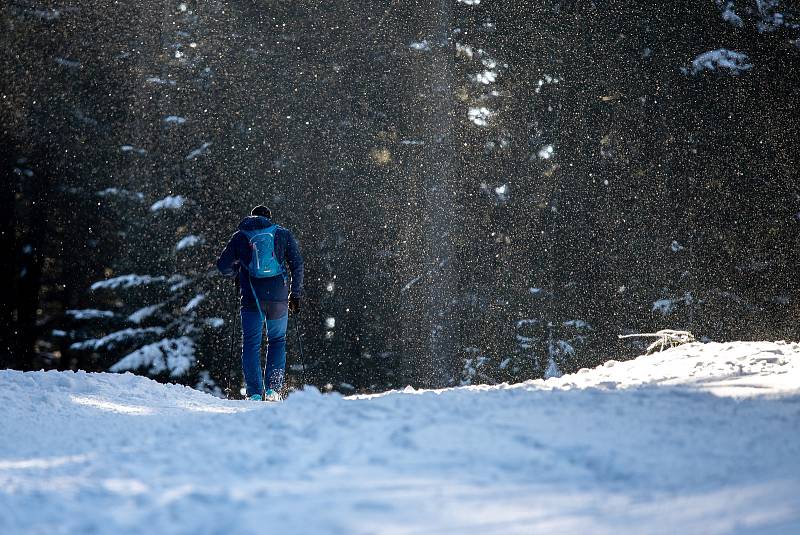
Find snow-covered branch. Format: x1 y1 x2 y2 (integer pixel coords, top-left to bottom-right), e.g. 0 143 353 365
619 330 696 353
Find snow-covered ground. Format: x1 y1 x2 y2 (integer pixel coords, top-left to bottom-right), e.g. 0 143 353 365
2 341 799 534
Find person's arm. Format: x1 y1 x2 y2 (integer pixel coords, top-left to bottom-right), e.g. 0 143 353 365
285 231 304 297
216 232 242 277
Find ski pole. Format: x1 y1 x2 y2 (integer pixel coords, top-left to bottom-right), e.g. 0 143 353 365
225 277 240 398
261 314 268 399
293 309 307 386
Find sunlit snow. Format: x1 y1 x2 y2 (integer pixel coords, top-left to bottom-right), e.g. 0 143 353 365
3 342 798 533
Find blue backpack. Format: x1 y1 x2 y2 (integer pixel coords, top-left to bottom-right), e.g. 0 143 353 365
242 225 283 278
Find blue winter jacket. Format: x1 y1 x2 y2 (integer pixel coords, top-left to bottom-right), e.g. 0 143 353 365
216 216 304 307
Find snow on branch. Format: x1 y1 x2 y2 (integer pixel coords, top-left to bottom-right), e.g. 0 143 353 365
185 142 212 161
409 40 431 51
717 1 744 27
168 274 191 292
33 9 63 20
65 309 115 320
563 319 592 331
205 318 224 328
176 235 203 251
468 107 493 127
97 188 145 201
110 337 196 377
683 49 752 75
120 145 147 155
54 57 80 69
619 330 696 354
146 77 176 86
70 327 165 351
91 274 167 290
12 5 77 21
182 294 205 313
652 292 693 316
127 304 163 324
150 195 186 212
163 116 187 125
401 259 448 293
754 0 798 32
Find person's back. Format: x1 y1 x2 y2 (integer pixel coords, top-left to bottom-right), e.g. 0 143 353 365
217 205 303 400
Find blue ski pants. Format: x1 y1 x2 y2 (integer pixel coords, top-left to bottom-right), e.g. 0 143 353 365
241 301 288 396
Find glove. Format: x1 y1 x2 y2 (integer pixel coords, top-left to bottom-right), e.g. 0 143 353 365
288 295 301 315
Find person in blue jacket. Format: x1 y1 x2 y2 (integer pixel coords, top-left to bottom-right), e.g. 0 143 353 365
217 205 304 401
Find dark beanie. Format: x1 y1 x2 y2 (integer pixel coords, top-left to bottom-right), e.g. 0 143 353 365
251 205 271 218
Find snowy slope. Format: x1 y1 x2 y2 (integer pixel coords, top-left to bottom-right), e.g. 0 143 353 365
1 341 799 535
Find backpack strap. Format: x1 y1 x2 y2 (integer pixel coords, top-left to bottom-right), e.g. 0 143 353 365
245 224 278 243
247 272 265 322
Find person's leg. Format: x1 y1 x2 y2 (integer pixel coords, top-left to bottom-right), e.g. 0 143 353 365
240 306 265 396
264 301 288 393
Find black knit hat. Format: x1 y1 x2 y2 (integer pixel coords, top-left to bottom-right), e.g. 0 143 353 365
251 205 271 218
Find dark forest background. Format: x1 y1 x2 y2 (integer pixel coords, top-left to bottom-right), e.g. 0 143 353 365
2 0 798 395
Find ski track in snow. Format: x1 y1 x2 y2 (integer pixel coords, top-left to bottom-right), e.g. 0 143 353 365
1 341 799 534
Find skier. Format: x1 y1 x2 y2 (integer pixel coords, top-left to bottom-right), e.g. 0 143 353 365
217 205 304 401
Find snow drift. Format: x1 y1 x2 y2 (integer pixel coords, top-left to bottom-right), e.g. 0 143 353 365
1 341 799 534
